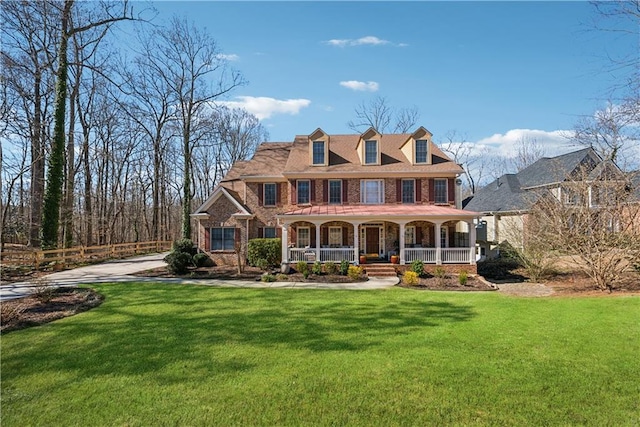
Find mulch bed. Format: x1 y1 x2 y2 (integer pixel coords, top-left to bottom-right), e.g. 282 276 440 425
1 288 103 334
133 265 264 280
134 265 369 283
398 276 496 292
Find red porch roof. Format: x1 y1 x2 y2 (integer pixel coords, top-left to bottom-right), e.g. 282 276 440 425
279 204 478 219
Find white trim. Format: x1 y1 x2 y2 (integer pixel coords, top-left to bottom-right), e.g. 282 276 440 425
328 226 342 246
193 186 251 216
297 226 311 247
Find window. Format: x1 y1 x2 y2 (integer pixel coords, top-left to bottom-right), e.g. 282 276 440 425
402 179 415 203
297 180 310 204
329 227 342 246
312 141 325 165
263 227 277 238
415 140 428 163
405 226 416 246
365 140 378 165
211 227 235 251
360 179 384 204
263 183 276 206
440 226 448 248
297 227 310 247
435 179 448 204
329 180 342 204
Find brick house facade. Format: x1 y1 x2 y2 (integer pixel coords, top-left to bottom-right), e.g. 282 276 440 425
193 127 479 268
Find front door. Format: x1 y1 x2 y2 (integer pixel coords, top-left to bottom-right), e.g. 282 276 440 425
365 227 379 256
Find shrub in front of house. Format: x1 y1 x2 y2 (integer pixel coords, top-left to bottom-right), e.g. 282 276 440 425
247 238 281 268
403 271 419 285
261 274 276 283
459 270 469 286
324 261 338 275
276 273 289 281
312 261 323 275
173 238 196 256
193 252 214 268
347 265 363 280
410 260 425 277
164 251 192 275
339 259 350 276
296 261 310 279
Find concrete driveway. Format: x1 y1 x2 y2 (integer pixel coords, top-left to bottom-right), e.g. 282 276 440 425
0 252 398 301
0 252 168 301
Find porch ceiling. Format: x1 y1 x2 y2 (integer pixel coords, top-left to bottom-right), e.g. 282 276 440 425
278 204 479 222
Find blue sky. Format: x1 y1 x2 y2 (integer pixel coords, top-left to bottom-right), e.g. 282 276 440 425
147 1 636 158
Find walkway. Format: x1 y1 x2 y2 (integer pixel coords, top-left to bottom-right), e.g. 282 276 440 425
0 253 398 301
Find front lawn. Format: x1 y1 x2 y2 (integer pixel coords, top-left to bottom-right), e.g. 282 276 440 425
1 283 638 426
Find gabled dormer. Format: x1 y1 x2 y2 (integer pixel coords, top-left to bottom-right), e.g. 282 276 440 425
308 128 329 166
357 127 382 166
401 126 433 165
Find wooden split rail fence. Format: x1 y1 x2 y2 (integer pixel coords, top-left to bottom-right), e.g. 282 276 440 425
1 240 172 270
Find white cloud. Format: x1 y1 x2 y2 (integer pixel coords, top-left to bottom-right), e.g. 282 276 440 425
339 80 379 92
325 36 404 47
216 53 239 61
217 96 311 120
475 129 571 158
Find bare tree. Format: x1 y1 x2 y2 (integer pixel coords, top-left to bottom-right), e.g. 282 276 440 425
142 16 244 240
1 0 59 247
570 100 639 170
41 0 137 249
512 135 545 172
440 131 489 196
347 96 419 133
528 166 640 291
590 1 640 96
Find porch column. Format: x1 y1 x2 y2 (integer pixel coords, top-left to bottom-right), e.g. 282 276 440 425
314 221 322 261
280 222 289 264
398 222 406 265
434 220 443 265
468 220 477 265
351 221 361 264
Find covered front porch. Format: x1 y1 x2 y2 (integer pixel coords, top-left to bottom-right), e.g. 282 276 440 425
277 205 479 266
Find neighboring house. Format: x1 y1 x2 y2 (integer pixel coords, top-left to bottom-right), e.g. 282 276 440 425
463 147 630 257
192 127 479 269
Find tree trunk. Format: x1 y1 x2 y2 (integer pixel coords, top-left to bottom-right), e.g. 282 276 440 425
41 0 73 249
29 71 45 248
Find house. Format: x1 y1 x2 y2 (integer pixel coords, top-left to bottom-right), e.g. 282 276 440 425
192 127 480 271
463 147 630 257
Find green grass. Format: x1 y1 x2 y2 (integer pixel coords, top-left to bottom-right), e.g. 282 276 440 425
2 283 639 426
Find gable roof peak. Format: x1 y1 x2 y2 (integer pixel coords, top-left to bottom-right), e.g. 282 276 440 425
360 127 381 140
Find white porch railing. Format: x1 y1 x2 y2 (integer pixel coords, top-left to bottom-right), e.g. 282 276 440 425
288 248 316 262
320 248 356 263
288 248 356 263
442 248 470 263
405 248 437 263
289 247 472 264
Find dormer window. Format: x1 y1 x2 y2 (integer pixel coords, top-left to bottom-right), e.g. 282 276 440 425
312 141 325 165
364 140 378 165
415 140 428 163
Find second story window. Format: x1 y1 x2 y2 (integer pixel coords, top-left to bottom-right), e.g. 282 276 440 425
435 179 448 204
402 179 415 203
264 183 276 206
416 140 428 163
312 141 325 165
361 179 384 204
329 180 342 204
365 140 378 165
297 180 310 204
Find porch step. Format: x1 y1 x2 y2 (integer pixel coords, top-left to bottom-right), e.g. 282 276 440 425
363 264 398 278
